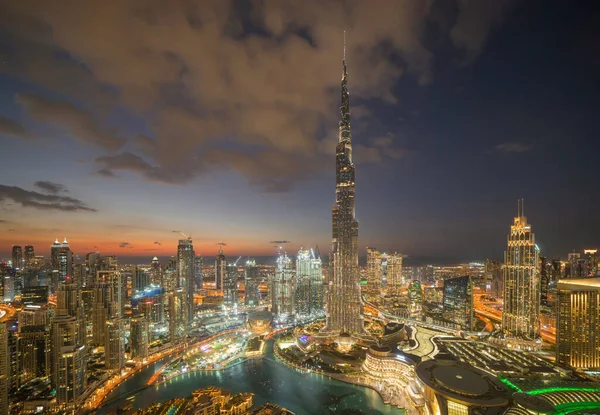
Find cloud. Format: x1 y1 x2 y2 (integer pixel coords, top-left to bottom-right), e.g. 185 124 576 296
0 220 9 223
154 241 162 246
0 115 31 140
0 184 96 212
494 142 533 154
34 181 68 194
15 93 125 151
1 1 509 191
119 242 133 248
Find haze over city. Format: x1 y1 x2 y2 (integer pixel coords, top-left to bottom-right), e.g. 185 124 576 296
1 1 598 261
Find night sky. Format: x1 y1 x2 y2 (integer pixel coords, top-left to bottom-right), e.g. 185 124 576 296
0 1 598 262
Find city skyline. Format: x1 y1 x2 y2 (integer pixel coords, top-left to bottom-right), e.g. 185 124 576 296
1 1 599 261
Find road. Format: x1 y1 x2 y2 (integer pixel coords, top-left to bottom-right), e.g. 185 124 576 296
0 304 17 322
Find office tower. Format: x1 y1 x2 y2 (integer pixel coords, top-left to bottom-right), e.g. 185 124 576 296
163 258 177 292
322 51 364 336
295 249 323 317
177 238 195 326
51 314 85 405
3 270 14 302
57 279 86 345
19 306 48 327
12 245 23 269
0 323 8 415
194 256 203 290
169 289 186 342
150 256 162 286
105 318 124 371
51 239 62 269
366 247 383 296
408 280 423 317
551 257 562 281
133 266 150 292
485 259 503 298
386 253 403 297
130 314 149 360
271 251 294 320
17 324 50 387
584 249 599 277
85 251 101 287
502 200 540 340
92 271 123 345
224 263 238 308
215 247 226 291
57 238 72 283
244 260 260 307
100 255 118 271
442 276 473 330
557 278 600 369
24 245 34 269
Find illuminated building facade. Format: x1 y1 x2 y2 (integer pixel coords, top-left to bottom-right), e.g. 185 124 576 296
385 253 403 297
177 238 195 326
169 289 187 342
244 260 260 307
130 314 149 359
133 266 150 292
17 324 50 386
502 200 540 340
215 247 226 291
271 252 294 320
485 259 502 298
194 256 203 290
0 323 7 415
585 249 599 276
92 270 123 345
366 247 383 296
105 318 124 371
224 263 238 308
24 245 34 269
557 278 600 369
322 48 364 336
150 256 161 286
12 245 22 269
442 275 473 331
295 249 323 317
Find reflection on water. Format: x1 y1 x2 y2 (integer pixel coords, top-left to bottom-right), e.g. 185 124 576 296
98 344 402 415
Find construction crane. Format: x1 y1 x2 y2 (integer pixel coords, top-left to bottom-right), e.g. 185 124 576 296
233 256 242 266
179 231 192 240
269 240 291 255
216 242 227 247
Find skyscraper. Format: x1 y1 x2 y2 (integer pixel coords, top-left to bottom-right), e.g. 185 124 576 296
215 247 226 291
295 249 323 317
177 238 195 326
244 260 260 307
130 314 149 360
0 323 8 415
540 255 550 307
194 256 203 290
169 289 186 343
322 46 364 335
105 318 123 371
92 271 123 346
150 256 161 287
224 263 238 308
366 247 383 296
24 245 34 269
442 276 473 331
557 278 600 369
502 200 540 340
385 253 403 297
12 245 22 269
271 251 294 321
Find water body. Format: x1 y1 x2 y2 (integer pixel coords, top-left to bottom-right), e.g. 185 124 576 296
98 343 403 415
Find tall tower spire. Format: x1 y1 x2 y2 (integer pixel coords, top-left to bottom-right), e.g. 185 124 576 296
321 31 365 337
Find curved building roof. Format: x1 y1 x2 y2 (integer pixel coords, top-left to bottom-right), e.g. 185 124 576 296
416 360 510 407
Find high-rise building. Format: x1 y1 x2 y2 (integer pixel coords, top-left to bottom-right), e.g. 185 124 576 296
215 248 226 291
408 280 423 317
271 252 294 321
584 249 599 277
224 263 238 308
557 278 600 369
502 200 540 340
485 259 503 299
442 276 473 331
105 318 123 371
366 247 383 296
385 253 403 297
168 289 186 343
194 256 203 290
85 251 101 287
295 249 323 317
92 271 123 346
130 314 149 360
17 324 50 387
244 260 260 307
0 323 9 415
21 286 48 306
24 245 34 269
51 314 86 405
133 266 150 292
55 238 72 284
322 47 364 336
177 238 195 326
12 245 23 270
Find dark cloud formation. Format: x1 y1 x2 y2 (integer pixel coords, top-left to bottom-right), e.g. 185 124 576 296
0 115 30 140
154 241 162 246
119 242 133 248
494 142 533 153
34 181 68 194
0 1 513 192
0 184 96 212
